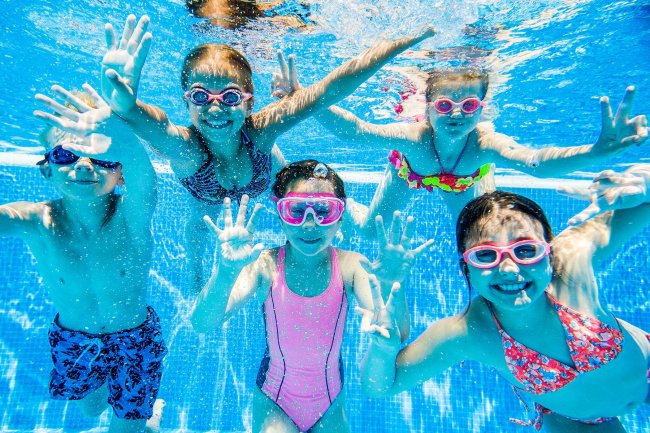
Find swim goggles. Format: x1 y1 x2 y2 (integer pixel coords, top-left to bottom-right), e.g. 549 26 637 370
272 192 345 226
37 145 121 170
184 86 252 107
429 97 484 114
462 239 550 269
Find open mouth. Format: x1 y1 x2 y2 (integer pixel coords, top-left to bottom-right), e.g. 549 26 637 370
202 118 232 129
300 238 320 244
446 121 464 127
492 281 532 293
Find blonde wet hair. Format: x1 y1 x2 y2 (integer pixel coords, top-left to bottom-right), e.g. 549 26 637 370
180 43 254 94
424 67 490 102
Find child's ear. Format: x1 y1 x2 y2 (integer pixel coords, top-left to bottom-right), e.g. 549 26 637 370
39 163 52 178
116 167 125 186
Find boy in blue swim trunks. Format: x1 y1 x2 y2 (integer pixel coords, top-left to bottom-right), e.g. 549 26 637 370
0 84 166 433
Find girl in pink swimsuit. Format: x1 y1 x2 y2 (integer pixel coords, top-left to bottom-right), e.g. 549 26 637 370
359 163 650 432
191 159 433 432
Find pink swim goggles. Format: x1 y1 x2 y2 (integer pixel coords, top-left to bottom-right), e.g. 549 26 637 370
462 239 551 269
272 192 345 226
184 86 252 107
429 97 484 114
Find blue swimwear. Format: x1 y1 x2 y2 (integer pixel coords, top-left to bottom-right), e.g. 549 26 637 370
179 130 272 204
48 307 167 420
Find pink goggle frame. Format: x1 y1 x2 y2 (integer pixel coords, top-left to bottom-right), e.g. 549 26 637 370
462 239 551 269
272 192 345 226
428 97 484 114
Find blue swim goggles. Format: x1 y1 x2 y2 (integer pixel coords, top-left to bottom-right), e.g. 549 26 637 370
38 145 121 170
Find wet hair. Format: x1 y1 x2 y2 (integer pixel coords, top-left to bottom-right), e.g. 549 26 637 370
180 43 254 94
424 67 490 102
186 0 264 28
271 159 346 200
456 190 554 253
455 190 554 306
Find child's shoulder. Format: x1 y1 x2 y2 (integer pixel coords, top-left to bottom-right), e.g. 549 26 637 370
333 247 364 263
1 199 52 223
0 199 56 239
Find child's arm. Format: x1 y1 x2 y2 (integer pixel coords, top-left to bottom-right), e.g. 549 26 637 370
33 84 157 228
358 281 467 396
270 51 419 153
0 202 44 239
556 164 650 264
190 195 266 333
483 87 648 177
252 29 435 148
100 15 200 168
354 212 434 340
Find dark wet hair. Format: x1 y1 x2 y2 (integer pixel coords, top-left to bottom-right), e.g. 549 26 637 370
425 67 490 102
271 159 346 200
180 43 254 94
456 190 553 253
455 190 554 304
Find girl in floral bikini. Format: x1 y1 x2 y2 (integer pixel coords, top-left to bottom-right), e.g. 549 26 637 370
273 61 648 237
358 163 650 432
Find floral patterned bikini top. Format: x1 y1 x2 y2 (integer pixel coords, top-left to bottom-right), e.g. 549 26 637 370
388 150 492 193
487 294 624 395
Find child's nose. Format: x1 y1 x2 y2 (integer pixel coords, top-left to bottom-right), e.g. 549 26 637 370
74 158 94 171
498 253 519 274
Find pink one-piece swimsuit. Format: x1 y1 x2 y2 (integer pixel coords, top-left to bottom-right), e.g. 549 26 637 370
256 246 348 432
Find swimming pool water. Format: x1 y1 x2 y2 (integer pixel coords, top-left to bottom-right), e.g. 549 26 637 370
1 0 649 432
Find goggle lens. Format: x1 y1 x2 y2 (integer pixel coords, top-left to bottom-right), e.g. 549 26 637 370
462 98 482 113
463 240 550 269
434 99 453 113
189 89 210 105
220 89 244 106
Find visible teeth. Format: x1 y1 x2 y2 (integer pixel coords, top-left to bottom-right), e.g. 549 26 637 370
496 282 527 292
204 119 230 128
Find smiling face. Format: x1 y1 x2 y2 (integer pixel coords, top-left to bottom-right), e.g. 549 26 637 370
463 208 553 310
40 131 123 199
426 78 484 137
46 156 123 200
186 71 252 141
279 178 343 257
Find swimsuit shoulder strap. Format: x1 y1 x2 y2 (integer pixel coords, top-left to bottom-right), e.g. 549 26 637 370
483 299 505 332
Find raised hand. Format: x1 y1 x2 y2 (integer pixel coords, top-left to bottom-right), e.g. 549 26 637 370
559 168 649 225
203 195 265 269
34 83 129 157
356 277 402 346
363 211 434 285
271 50 301 99
592 86 648 156
101 14 152 114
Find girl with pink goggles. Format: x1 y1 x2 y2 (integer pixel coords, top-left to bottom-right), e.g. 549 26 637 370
272 192 345 226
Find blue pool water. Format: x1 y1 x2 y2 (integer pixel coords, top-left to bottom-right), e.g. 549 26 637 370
0 0 649 432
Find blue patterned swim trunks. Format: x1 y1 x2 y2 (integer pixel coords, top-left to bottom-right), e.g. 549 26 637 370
48 306 167 420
